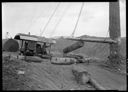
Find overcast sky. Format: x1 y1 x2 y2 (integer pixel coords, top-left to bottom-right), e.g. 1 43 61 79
2 1 126 39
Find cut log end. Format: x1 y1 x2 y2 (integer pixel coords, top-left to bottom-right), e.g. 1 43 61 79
72 68 106 90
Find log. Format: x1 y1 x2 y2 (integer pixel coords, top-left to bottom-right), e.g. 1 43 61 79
72 67 106 90
63 41 84 54
3 39 19 52
66 37 117 44
72 69 91 85
51 57 77 65
89 78 106 90
63 54 84 59
63 54 90 64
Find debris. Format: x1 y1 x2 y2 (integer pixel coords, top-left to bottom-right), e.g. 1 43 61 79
70 88 75 90
17 70 25 75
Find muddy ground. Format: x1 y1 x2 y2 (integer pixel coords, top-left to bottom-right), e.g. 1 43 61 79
2 51 126 90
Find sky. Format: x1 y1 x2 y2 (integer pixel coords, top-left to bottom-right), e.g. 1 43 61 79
2 1 126 39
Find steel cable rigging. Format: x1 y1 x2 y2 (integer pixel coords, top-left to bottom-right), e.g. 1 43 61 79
40 3 60 36
37 6 54 35
50 4 70 37
92 29 110 58
25 7 38 34
71 2 84 37
26 17 35 34
25 6 47 35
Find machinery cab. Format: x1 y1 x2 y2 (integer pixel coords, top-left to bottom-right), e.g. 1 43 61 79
14 33 55 58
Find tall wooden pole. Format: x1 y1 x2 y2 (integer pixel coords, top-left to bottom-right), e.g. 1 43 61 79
109 0 121 67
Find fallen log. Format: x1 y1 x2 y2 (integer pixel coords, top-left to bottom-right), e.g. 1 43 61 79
72 67 106 90
72 69 91 85
51 57 77 65
89 78 106 90
63 54 90 64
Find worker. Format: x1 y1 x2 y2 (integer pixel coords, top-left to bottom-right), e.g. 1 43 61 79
42 42 47 55
24 41 28 55
36 44 42 54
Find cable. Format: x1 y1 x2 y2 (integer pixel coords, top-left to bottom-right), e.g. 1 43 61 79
50 3 70 37
40 3 60 36
25 5 47 35
104 29 109 41
37 6 53 36
71 2 84 37
25 6 38 34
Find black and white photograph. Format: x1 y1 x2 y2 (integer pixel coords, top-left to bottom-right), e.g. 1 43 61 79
2 0 126 90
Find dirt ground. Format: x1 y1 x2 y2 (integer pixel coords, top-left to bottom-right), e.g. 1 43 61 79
2 52 127 90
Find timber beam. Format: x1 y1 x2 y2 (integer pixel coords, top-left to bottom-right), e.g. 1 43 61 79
65 37 117 44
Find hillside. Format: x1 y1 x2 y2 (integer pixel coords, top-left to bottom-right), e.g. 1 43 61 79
51 35 126 60
2 36 126 90
2 52 126 90
2 39 7 49
2 36 126 60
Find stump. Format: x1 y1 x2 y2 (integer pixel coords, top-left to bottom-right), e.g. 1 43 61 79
72 66 106 90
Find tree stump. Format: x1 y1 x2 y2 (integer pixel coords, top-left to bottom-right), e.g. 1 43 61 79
72 66 106 90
